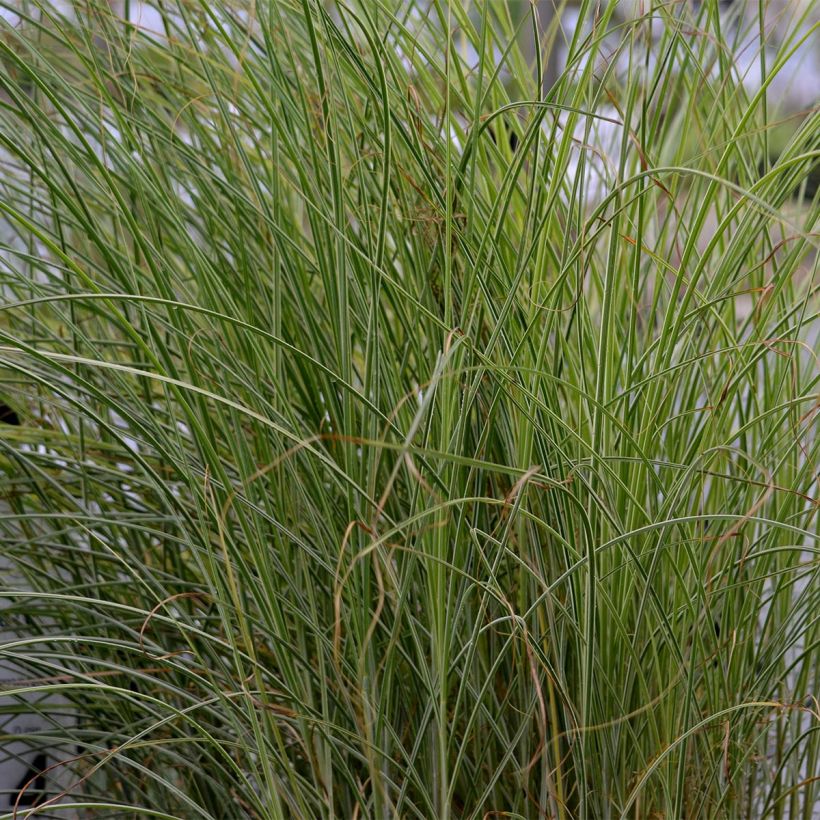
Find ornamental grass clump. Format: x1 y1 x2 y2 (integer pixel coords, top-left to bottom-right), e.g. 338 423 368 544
0 1 817 817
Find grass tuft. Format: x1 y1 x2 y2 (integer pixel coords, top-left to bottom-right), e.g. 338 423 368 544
0 1 817 817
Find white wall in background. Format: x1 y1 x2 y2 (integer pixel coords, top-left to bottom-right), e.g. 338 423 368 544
0 554 78 818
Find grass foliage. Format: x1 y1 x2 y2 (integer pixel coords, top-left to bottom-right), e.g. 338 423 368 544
0 0 818 817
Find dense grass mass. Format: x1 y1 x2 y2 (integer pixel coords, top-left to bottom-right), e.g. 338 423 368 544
0 1 818 817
